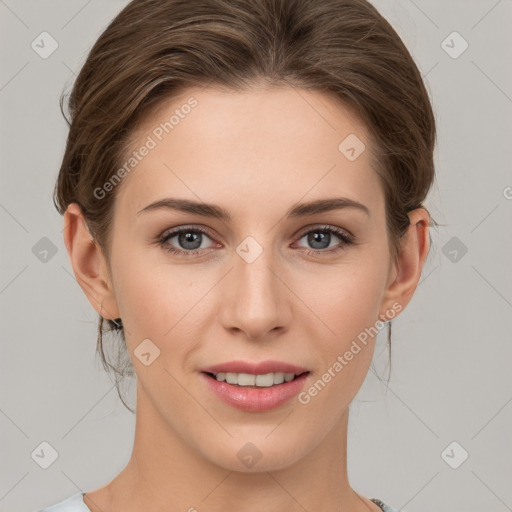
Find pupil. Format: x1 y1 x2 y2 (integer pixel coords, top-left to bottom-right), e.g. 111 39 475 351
180 232 201 250
309 231 329 249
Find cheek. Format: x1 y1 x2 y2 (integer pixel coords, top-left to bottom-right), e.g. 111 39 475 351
292 270 384 419
113 256 212 373
298 261 386 342
294 260 386 396
110 252 183 346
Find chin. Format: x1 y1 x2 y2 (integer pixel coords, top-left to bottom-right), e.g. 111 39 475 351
198 429 309 473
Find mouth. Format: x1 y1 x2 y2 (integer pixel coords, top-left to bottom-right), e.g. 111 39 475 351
199 361 311 411
203 371 309 388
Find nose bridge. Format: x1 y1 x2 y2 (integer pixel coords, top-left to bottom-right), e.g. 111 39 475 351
235 232 281 302
224 232 287 337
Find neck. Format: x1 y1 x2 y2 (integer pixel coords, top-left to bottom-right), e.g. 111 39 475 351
86 384 380 512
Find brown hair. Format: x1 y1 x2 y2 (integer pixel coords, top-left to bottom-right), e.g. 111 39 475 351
54 0 438 412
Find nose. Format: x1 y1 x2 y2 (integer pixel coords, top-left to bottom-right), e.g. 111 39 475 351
219 242 291 342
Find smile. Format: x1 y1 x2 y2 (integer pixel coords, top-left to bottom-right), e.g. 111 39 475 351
201 370 310 412
207 371 305 387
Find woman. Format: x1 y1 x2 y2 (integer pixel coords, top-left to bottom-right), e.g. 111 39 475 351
38 0 436 510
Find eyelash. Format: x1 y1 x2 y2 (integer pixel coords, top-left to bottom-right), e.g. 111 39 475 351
157 225 354 258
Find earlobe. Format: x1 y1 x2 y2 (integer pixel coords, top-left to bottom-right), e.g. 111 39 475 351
379 208 430 320
63 203 121 321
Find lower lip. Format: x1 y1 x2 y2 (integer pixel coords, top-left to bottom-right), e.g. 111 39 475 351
201 372 309 412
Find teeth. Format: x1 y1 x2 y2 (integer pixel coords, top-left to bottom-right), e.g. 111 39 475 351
214 372 298 387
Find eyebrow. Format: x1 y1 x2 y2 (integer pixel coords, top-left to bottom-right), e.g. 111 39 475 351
137 197 370 220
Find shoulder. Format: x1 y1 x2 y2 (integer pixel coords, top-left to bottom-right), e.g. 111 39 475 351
35 492 89 512
370 497 407 512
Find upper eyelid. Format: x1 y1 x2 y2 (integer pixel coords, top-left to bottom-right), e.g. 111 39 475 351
298 224 353 238
161 225 217 241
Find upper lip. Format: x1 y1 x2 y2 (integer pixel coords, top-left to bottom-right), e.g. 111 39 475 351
201 360 309 375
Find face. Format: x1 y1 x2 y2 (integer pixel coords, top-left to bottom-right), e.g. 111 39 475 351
96 85 401 471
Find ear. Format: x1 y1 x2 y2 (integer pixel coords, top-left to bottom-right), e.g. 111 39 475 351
63 203 120 321
379 208 430 320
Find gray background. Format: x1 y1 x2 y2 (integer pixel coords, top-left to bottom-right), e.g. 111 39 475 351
1 0 511 511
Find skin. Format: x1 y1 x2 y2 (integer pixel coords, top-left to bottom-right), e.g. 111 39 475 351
64 84 430 512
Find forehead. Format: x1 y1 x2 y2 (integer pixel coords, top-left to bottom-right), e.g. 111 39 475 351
114 85 384 222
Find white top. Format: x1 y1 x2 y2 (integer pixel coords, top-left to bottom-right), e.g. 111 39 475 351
36 492 405 512
36 493 89 512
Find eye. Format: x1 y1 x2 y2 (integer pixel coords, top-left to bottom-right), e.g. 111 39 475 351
157 224 355 258
294 225 354 256
158 226 218 256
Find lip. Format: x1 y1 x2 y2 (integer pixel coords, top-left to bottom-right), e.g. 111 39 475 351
200 360 309 375
200 360 310 412
201 372 309 412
